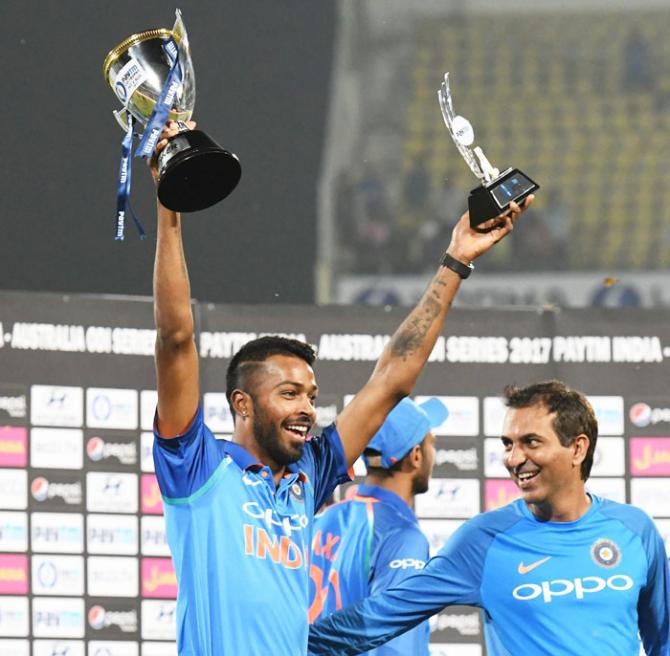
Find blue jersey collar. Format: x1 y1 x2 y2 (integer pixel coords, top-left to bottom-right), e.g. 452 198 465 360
518 492 600 526
222 439 306 481
357 484 417 524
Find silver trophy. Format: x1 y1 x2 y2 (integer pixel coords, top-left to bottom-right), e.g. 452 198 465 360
438 73 538 227
103 10 241 213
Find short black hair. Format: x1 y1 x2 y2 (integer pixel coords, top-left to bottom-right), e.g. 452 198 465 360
503 380 598 480
225 336 316 416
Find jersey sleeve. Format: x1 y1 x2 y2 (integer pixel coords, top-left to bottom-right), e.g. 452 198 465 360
638 520 670 655
308 519 487 655
300 423 351 511
152 406 224 501
368 528 430 656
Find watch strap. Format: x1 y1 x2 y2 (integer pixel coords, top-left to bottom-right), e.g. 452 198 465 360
440 252 474 279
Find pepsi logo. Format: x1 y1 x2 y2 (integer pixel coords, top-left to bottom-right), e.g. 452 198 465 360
31 476 49 501
630 402 652 427
87 436 105 461
88 604 106 629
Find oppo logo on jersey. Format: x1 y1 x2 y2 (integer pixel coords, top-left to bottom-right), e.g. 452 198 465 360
389 558 426 570
242 501 308 536
513 574 634 603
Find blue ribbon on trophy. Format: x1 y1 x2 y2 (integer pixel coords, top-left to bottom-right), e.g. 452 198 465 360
115 114 146 240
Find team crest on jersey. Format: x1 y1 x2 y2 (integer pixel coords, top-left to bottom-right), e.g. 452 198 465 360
591 538 621 568
290 482 304 502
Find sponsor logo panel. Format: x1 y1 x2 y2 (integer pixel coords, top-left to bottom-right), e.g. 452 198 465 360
585 477 626 504
31 385 83 427
86 388 138 430
414 396 479 436
86 599 139 639
483 438 507 478
203 393 234 433
31 555 84 596
429 606 482 642
140 433 155 473
141 600 176 640
0 384 27 421
141 558 177 599
141 475 163 515
433 438 480 477
429 644 482 656
484 479 521 511
0 427 27 467
419 519 465 557
0 511 28 551
86 433 138 469
587 396 624 436
0 554 28 594
630 478 670 517
33 640 85 656
0 596 29 636
0 639 29 656
31 512 84 554
88 641 140 656
314 395 339 431
87 473 138 514
88 514 138 555
31 428 83 470
630 437 670 476
590 437 625 477
415 479 480 518
628 399 670 433
140 390 158 431
142 642 178 656
141 516 170 557
87 557 139 598
483 397 506 437
30 472 84 511
32 597 85 638
0 469 28 510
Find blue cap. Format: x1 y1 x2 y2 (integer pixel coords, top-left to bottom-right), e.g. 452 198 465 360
363 397 449 469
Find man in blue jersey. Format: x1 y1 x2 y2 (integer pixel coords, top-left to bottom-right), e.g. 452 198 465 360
309 397 448 655
149 122 531 655
309 380 670 656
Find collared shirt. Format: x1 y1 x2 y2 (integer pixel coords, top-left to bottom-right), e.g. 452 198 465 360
309 495 670 656
153 406 350 656
309 484 430 656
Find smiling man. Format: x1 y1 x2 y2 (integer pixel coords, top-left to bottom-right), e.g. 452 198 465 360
308 380 670 656
149 122 528 656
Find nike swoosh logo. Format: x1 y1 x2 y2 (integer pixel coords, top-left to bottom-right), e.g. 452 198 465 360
518 556 551 574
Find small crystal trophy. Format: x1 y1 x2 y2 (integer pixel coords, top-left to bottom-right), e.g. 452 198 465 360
438 73 538 227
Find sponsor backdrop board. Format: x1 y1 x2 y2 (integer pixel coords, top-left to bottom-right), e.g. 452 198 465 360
1 290 670 653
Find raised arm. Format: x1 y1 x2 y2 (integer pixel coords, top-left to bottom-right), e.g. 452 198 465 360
336 197 533 465
152 122 200 438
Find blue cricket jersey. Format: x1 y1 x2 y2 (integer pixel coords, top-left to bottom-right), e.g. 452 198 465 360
153 407 351 655
308 495 670 655
309 484 430 656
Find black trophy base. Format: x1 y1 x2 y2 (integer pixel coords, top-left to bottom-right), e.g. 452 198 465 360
157 129 242 213
468 168 539 228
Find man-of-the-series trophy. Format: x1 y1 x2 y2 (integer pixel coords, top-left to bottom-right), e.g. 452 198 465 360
103 9 241 238
438 73 538 227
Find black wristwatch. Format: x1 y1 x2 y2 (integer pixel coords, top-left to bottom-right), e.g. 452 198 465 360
440 252 474 279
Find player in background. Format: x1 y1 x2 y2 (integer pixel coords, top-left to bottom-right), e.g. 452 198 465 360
309 397 448 655
149 122 531 655
309 380 670 656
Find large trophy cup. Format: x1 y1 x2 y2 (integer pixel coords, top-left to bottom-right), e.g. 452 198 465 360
438 73 538 227
103 9 241 225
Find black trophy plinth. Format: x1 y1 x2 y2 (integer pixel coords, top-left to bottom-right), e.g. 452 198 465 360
468 168 538 228
157 129 242 213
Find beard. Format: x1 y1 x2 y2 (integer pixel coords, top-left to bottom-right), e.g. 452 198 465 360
253 404 305 466
412 473 430 496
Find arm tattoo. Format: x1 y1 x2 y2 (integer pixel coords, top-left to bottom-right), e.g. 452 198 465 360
390 283 443 359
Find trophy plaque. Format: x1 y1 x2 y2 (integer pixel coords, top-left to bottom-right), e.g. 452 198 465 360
104 9 241 219
438 73 538 227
